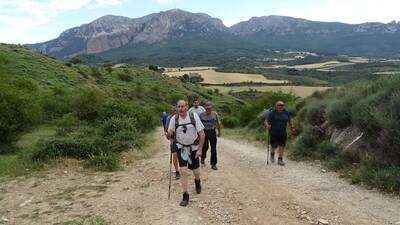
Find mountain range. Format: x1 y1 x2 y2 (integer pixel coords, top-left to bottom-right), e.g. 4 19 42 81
28 9 400 65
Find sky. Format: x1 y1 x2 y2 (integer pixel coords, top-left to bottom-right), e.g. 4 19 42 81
1 0 400 44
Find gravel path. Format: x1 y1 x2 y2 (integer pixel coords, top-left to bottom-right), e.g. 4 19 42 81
1 130 399 225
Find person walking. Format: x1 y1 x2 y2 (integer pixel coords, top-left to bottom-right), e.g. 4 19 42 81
199 102 221 170
188 97 205 116
168 100 205 207
264 101 295 166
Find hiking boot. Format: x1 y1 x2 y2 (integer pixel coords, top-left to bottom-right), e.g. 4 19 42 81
278 157 285 166
211 165 218 170
180 192 189 207
175 171 181 180
270 153 275 163
195 179 202 194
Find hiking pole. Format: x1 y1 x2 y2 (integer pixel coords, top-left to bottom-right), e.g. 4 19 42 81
168 151 172 200
266 129 270 165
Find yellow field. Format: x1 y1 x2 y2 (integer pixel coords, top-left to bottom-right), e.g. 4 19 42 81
267 61 354 70
349 57 369 63
166 69 287 84
374 71 400 75
164 67 216 72
206 86 331 98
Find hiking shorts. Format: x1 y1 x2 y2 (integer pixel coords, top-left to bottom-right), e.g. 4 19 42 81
270 134 287 148
177 148 200 170
170 141 178 153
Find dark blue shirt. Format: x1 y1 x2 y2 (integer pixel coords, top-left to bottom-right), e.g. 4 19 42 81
161 113 168 129
268 109 290 136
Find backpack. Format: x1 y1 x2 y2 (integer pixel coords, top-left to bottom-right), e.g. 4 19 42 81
174 112 199 147
264 107 274 122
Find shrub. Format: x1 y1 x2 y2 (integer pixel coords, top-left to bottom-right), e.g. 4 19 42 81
221 116 240 128
326 99 352 128
315 141 338 159
90 67 102 79
99 100 156 132
40 87 73 118
117 72 133 82
55 113 79 136
87 152 120 172
74 89 105 121
304 101 326 126
0 80 42 147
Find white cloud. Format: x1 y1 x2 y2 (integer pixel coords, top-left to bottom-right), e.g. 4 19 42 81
0 0 123 43
277 0 400 24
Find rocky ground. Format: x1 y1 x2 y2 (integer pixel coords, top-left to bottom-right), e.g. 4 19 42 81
1 129 400 225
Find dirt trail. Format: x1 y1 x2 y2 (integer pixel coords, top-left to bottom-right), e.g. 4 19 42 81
1 129 400 225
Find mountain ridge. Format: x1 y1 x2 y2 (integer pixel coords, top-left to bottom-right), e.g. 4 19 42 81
28 9 400 61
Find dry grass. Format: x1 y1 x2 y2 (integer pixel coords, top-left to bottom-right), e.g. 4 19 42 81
206 85 330 98
374 71 400 75
166 69 287 84
268 61 354 70
349 57 369 63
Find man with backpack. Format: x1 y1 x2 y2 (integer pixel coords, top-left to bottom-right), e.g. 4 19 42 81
199 102 221 170
168 100 205 207
264 101 295 166
188 97 205 116
165 107 180 180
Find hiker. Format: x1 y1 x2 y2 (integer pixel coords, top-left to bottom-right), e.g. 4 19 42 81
168 99 205 207
199 102 221 170
161 111 168 130
188 97 205 116
165 107 180 179
264 101 295 166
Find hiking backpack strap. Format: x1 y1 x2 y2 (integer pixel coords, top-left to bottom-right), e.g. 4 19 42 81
189 112 196 129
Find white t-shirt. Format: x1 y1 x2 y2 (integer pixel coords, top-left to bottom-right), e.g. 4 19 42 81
188 106 205 116
168 112 204 148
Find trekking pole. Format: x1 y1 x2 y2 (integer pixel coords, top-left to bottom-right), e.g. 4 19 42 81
168 151 172 200
266 129 270 165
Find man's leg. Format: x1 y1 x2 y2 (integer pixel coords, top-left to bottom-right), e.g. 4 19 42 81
190 150 201 194
210 134 218 168
201 134 210 166
270 135 277 163
179 166 190 206
278 135 287 166
173 153 180 178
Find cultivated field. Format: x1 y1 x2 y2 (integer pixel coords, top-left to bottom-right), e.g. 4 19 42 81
374 71 400 75
206 85 331 98
266 61 355 70
166 69 287 84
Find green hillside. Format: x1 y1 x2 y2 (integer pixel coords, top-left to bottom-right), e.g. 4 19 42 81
290 76 400 193
0 44 242 176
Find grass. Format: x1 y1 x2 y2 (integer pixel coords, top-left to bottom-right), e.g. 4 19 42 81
206 85 330 98
166 69 287 84
266 61 355 70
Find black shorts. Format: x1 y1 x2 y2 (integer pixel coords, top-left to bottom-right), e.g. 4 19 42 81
270 134 287 148
170 141 178 153
177 148 200 170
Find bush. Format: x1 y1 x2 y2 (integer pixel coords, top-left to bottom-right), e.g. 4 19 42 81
55 113 79 136
221 116 240 128
0 79 42 147
304 101 326 126
87 152 120 172
40 86 73 118
100 116 144 151
74 89 105 121
99 101 156 132
326 99 352 128
117 72 133 82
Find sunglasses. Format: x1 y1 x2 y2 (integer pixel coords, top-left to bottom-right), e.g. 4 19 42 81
277 104 284 106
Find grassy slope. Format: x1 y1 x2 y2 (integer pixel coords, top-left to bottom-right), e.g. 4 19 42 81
0 44 242 177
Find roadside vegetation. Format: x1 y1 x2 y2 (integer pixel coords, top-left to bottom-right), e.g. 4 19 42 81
290 75 400 193
0 44 242 177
